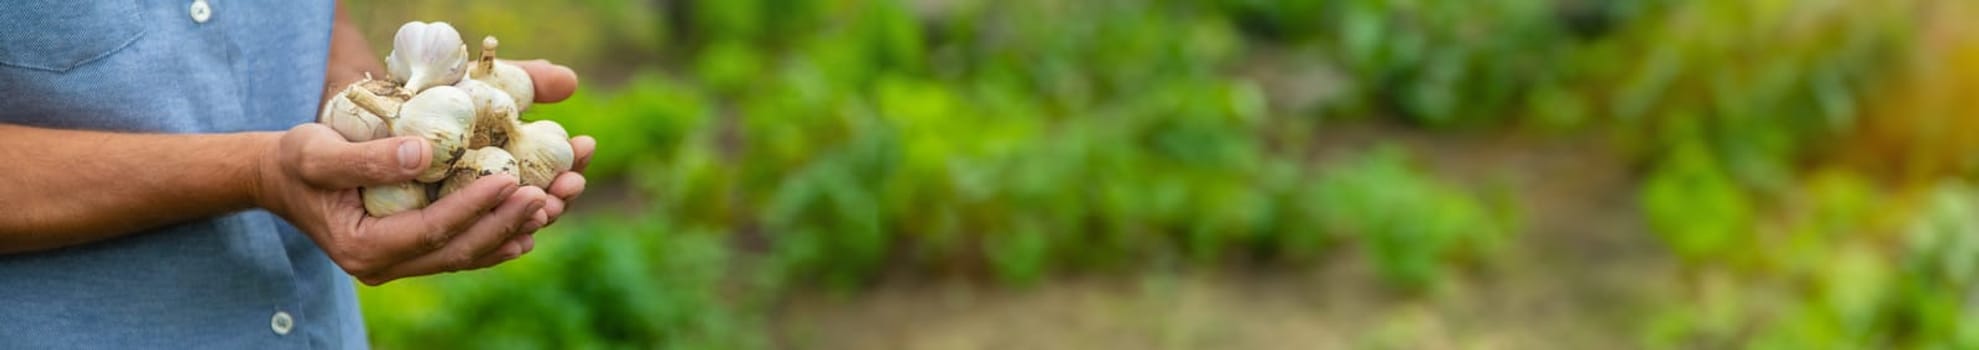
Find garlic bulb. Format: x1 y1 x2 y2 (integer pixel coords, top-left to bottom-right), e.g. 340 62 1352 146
439 147 520 197
455 79 521 149
363 182 431 216
386 22 469 93
394 85 477 183
468 36 536 111
505 120 574 188
319 77 411 142
348 21 573 213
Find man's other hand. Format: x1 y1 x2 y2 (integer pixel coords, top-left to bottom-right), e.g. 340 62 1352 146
255 124 549 285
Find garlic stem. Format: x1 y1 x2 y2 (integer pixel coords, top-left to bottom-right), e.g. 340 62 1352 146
344 88 399 121
474 36 499 78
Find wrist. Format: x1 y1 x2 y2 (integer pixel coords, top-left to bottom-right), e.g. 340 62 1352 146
241 131 287 212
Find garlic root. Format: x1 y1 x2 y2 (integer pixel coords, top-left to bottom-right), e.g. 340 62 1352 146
456 79 520 149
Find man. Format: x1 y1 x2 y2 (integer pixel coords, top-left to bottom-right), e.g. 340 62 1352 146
0 2 592 348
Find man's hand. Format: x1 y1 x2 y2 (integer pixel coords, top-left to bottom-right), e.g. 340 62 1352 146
507 60 592 236
255 124 549 285
304 60 588 285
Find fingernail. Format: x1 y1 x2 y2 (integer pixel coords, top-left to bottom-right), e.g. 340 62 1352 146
397 140 423 170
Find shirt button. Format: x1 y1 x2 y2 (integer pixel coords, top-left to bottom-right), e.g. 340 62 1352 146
189 0 212 23
270 311 294 335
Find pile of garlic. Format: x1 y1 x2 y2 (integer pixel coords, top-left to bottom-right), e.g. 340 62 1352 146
319 22 574 217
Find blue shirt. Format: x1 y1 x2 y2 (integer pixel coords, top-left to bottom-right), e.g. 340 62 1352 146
0 1 363 348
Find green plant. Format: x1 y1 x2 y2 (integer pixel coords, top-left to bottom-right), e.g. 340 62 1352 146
1641 140 1753 264
360 217 766 349
1313 146 1512 291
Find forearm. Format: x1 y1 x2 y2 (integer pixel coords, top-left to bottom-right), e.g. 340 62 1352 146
0 125 275 253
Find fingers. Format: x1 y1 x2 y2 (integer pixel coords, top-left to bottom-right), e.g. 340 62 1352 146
541 198 563 226
458 233 537 273
286 124 429 189
353 175 517 272
462 239 526 270
541 172 585 226
569 136 596 172
363 186 547 284
507 60 578 103
535 138 590 227
530 206 550 230
547 172 586 201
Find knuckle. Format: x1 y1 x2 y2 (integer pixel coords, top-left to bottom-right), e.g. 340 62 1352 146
415 212 455 249
296 152 329 180
421 228 452 252
543 198 565 214
502 218 523 236
277 143 308 176
447 251 480 271
359 160 395 183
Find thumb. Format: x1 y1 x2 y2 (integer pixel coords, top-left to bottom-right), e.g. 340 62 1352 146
293 132 432 189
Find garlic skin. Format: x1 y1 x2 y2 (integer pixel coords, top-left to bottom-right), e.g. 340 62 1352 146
505 120 574 188
468 36 536 111
394 85 477 183
386 22 469 93
319 77 411 142
455 79 521 149
440 147 520 197
363 182 431 217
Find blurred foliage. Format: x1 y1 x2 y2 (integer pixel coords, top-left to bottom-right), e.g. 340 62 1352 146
1328 0 1576 127
1641 140 1752 265
1310 146 1510 291
1642 178 1979 349
345 0 1979 347
362 218 766 349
